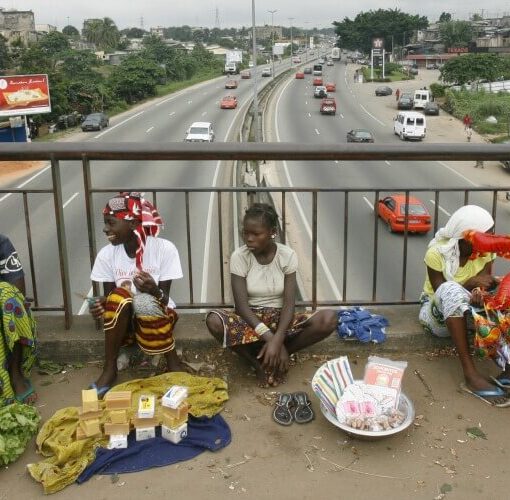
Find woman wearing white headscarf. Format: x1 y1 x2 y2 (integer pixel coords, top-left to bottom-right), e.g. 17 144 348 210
419 205 510 407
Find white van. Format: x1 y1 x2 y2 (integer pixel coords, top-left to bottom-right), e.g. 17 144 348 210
413 89 431 109
393 111 426 141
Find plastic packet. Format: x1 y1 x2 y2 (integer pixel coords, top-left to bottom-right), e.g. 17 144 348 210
363 356 408 409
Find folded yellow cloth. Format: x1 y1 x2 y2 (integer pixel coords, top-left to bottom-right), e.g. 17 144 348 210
27 372 228 494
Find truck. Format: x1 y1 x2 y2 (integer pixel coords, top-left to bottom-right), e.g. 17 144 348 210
331 47 341 61
224 62 239 75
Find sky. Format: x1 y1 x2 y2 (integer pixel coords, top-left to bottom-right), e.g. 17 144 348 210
3 1 509 30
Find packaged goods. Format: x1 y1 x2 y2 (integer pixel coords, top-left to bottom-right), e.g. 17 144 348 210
135 427 156 441
137 394 155 418
108 409 129 424
161 401 189 420
104 422 130 436
363 356 408 409
162 386 188 409
81 389 99 413
161 422 187 444
108 434 128 449
104 391 132 410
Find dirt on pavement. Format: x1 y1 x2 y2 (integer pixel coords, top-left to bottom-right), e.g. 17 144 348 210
0 161 47 187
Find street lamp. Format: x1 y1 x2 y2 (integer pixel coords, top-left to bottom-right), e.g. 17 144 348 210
268 9 277 79
289 17 294 66
251 0 260 142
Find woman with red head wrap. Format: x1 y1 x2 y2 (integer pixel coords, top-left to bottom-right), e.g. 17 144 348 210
88 193 183 396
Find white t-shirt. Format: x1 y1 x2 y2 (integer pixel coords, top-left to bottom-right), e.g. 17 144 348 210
230 243 298 308
91 236 183 308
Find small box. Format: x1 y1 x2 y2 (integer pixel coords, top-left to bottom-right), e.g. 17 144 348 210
76 425 99 441
161 412 188 429
79 418 101 437
161 401 189 420
104 422 130 436
162 386 188 409
81 389 99 413
104 391 132 410
135 426 156 441
161 423 187 444
108 434 128 449
108 409 129 424
132 416 159 428
78 408 103 420
137 394 155 418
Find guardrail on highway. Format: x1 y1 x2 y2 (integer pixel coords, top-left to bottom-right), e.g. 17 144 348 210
2 142 510 329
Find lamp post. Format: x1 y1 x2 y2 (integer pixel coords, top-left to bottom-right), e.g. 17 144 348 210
251 0 260 142
268 9 277 79
304 21 310 63
289 17 295 66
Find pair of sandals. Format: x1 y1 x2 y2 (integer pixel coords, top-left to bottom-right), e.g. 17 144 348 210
273 391 314 425
460 375 510 408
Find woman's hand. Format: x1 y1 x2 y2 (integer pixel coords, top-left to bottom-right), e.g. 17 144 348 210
470 287 487 308
88 297 106 320
133 271 158 295
466 274 497 291
257 336 284 372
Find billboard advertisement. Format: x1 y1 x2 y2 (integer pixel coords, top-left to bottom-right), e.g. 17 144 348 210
309 37 314 49
0 74 51 117
226 50 243 63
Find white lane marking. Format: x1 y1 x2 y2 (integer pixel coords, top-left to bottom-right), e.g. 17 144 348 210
155 94 179 106
335 160 339 164
63 192 79 209
359 104 385 126
315 128 320 135
430 200 451 217
94 111 144 138
385 160 391 166
201 111 207 117
0 164 51 203
305 101 308 105
78 286 92 315
344 77 348 86
187 100 192 104
437 161 478 187
169 111 175 116
146 126 154 133
363 197 374 210
308 112 311 118
274 76 342 301
340 113 344 118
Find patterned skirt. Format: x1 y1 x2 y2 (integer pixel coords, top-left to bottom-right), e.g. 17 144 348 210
0 282 37 406
207 306 316 347
103 287 178 355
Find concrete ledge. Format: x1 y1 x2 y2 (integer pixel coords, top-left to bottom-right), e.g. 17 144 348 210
35 305 451 362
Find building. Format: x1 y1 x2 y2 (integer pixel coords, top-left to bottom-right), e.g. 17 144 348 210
252 25 282 41
0 7 37 46
150 26 165 38
35 23 57 35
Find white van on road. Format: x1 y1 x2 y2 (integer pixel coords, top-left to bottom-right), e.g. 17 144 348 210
394 111 426 141
413 89 431 109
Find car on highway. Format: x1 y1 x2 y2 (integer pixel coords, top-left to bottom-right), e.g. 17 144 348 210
81 112 109 132
304 67 312 74
225 79 238 89
240 70 251 79
326 60 334 66
325 82 336 92
375 86 392 96
394 111 426 141
397 97 414 110
313 64 323 76
292 56 301 64
377 194 432 234
319 58 325 64
346 129 374 143
184 121 215 142
312 77 323 86
295 71 305 79
314 86 328 98
320 98 336 115
423 101 440 115
220 95 238 109
261 67 272 77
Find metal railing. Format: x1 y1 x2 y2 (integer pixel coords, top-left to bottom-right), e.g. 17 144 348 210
2 142 510 329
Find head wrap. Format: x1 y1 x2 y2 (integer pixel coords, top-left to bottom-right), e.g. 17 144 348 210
428 205 494 280
103 192 163 270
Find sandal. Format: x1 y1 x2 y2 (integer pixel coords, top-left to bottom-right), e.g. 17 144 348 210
292 391 314 423
89 382 111 399
15 379 37 405
490 375 510 390
272 393 294 426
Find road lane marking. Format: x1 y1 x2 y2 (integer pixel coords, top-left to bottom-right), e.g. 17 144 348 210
359 104 385 126
305 101 308 105
63 192 79 209
94 111 144 138
187 100 192 104
340 113 344 118
146 126 154 133
308 112 311 117
385 160 391 166
169 111 175 116
0 164 51 203
437 161 478 187
155 94 179 106
335 160 339 164
363 197 374 210
315 128 320 135
201 112 207 117
429 200 451 217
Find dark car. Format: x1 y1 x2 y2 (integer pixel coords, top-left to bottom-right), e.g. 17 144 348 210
375 86 392 96
304 67 312 74
397 97 414 110
423 101 440 116
346 129 374 143
81 112 109 131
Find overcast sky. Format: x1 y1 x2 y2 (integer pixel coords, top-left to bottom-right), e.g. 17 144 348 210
3 1 509 30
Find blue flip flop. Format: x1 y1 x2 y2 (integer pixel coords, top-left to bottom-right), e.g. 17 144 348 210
460 383 510 407
490 376 510 390
89 382 111 399
15 379 37 404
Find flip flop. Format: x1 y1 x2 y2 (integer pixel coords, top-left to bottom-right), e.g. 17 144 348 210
15 379 37 405
89 382 111 399
272 393 294 426
459 383 510 408
489 375 510 390
292 391 314 423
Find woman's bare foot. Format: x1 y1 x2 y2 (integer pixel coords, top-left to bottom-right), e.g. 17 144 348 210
95 366 117 389
164 350 185 372
10 372 37 404
465 372 509 404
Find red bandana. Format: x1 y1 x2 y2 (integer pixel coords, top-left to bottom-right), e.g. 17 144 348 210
103 192 164 270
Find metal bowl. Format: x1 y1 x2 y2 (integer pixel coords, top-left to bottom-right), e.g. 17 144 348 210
320 392 415 440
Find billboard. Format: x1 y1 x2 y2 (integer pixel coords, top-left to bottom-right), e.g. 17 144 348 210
273 44 284 56
226 50 243 63
0 74 51 117
309 37 314 49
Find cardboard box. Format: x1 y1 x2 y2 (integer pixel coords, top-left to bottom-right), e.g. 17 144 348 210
161 412 188 430
81 389 99 413
108 409 129 424
78 408 103 420
135 426 156 441
76 425 101 440
104 391 132 410
162 386 188 409
104 422 130 436
161 402 189 420
132 416 159 428
137 394 155 419
161 423 187 444
79 418 101 437
108 434 128 449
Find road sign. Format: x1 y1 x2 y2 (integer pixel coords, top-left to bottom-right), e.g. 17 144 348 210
372 38 384 49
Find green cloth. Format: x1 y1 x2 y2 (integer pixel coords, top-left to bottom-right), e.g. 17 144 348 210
27 372 228 494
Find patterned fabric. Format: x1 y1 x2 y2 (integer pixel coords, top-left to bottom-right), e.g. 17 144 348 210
0 282 37 406
207 306 316 347
103 287 178 355
103 192 163 270
419 281 471 337
472 306 510 369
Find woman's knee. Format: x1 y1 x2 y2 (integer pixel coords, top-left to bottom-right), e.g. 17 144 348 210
312 309 337 336
205 312 224 340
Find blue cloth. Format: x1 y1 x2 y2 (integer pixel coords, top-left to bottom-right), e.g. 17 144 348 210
337 307 389 343
77 414 231 483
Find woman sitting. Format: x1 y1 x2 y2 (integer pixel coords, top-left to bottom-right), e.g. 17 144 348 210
419 205 510 407
206 203 337 387
88 192 183 397
0 234 37 406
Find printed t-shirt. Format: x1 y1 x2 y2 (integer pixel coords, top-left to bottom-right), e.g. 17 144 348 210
422 241 494 298
230 243 298 308
91 236 183 308
0 234 24 284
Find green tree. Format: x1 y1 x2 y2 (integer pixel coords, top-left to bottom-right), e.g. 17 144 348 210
439 20 473 50
83 17 120 51
0 34 10 72
439 12 452 22
38 31 70 54
62 25 80 38
120 27 147 38
333 9 428 54
440 53 506 84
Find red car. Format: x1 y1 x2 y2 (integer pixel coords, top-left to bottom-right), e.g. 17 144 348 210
325 82 336 92
377 194 432 233
312 77 323 86
295 71 305 79
225 80 238 89
320 98 336 115
220 95 238 109
240 70 251 79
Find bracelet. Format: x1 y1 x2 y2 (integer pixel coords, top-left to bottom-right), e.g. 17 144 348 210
156 288 165 301
254 322 271 336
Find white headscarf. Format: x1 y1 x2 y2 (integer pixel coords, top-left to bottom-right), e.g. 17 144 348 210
428 205 494 280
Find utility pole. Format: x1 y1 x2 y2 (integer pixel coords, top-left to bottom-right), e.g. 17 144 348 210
268 9 277 79
289 17 295 66
251 0 260 143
